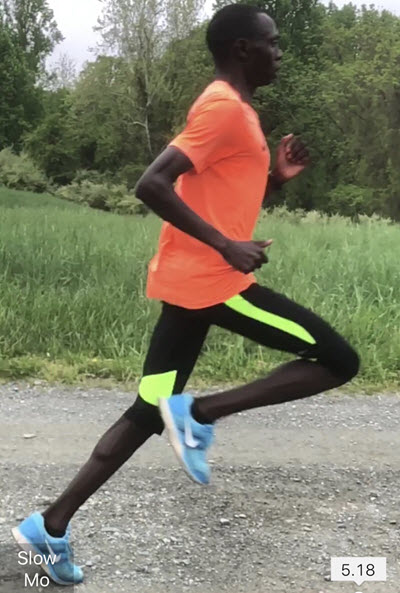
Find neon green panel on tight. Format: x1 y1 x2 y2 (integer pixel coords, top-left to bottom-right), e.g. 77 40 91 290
224 294 316 345
139 370 178 406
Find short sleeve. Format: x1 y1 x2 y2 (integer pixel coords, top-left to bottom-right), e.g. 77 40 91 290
169 98 244 174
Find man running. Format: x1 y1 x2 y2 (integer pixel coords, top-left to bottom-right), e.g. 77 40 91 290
12 4 360 585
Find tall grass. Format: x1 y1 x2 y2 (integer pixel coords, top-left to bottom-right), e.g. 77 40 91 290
0 188 399 390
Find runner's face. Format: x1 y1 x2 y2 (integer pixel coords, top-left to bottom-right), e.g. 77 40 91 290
240 15 283 86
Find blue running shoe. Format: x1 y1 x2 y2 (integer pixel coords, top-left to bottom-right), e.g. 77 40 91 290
159 394 215 485
12 512 83 586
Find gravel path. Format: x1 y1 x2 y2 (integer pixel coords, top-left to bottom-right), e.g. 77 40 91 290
0 382 399 593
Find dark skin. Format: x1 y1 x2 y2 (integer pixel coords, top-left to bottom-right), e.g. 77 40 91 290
42 14 346 539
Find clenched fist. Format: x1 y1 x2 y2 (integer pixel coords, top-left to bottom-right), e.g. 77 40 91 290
220 239 273 274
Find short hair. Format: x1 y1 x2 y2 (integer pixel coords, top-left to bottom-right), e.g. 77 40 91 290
206 4 266 66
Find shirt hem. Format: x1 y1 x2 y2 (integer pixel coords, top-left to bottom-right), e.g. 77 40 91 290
146 276 256 310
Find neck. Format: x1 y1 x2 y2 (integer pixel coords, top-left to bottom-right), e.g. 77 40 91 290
213 67 254 105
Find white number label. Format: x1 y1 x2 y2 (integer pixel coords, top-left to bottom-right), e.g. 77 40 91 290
331 557 386 586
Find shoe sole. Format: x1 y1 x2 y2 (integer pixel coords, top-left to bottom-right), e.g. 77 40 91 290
159 398 204 486
11 526 75 586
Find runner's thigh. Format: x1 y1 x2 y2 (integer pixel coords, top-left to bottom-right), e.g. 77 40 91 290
210 283 360 380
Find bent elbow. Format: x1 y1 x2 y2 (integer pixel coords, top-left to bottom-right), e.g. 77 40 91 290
134 175 152 203
135 174 170 209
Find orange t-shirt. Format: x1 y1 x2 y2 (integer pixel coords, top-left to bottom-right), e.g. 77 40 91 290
146 80 270 309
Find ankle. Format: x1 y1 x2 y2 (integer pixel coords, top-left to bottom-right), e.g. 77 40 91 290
42 515 67 538
191 400 214 425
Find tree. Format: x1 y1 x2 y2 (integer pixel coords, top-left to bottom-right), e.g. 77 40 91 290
24 89 80 184
0 18 39 150
3 0 63 75
158 21 214 137
18 0 400 220
48 53 78 91
95 0 206 159
72 56 143 173
319 5 400 217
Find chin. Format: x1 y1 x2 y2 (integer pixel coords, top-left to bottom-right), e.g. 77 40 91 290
256 74 275 88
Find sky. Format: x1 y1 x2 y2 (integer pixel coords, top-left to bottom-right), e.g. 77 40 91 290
47 0 400 70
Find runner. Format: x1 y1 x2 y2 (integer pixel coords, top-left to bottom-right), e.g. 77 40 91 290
12 4 360 585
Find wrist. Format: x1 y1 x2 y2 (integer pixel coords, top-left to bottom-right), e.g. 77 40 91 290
270 169 286 189
210 231 230 254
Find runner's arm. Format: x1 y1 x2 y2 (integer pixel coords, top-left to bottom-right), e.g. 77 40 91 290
135 146 228 253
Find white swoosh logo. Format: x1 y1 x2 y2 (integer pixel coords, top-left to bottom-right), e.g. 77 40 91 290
184 415 200 448
44 538 62 564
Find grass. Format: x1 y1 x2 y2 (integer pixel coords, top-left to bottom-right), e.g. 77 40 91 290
0 187 399 391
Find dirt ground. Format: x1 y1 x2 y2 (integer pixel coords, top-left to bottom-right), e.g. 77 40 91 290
0 382 399 593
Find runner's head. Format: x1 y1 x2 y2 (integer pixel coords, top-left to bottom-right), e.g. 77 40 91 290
206 4 282 88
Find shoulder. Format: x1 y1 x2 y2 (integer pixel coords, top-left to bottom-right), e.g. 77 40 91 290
189 83 244 120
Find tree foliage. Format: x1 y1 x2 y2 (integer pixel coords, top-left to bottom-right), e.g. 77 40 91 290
0 17 40 150
3 0 398 219
95 0 205 158
2 0 63 75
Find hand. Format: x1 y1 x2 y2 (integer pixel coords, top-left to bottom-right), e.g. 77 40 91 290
220 239 273 274
274 134 311 184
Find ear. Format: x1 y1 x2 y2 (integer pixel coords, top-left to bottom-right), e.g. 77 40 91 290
234 38 252 62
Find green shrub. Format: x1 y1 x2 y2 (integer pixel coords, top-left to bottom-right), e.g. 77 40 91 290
72 169 111 185
267 204 307 224
300 210 327 224
325 184 374 218
356 212 393 226
116 163 147 190
56 180 147 215
0 148 49 193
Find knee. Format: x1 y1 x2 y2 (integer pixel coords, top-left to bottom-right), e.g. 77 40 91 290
123 396 164 436
317 339 360 384
339 345 361 382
